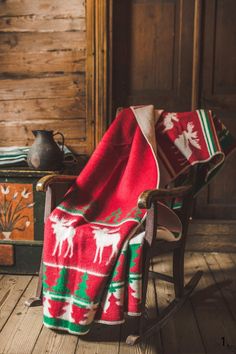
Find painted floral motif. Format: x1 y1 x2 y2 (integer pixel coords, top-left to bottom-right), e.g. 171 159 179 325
0 184 34 240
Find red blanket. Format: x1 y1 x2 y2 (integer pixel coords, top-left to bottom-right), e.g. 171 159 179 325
42 106 234 335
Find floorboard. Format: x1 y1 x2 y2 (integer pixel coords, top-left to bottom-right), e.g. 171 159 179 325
75 323 120 354
32 326 79 354
0 253 236 354
0 277 43 354
155 255 206 354
188 253 236 354
0 275 32 331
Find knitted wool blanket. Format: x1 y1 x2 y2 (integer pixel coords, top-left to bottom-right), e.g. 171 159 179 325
42 106 234 335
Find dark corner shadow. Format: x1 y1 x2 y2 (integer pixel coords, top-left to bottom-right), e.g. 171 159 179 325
190 279 233 305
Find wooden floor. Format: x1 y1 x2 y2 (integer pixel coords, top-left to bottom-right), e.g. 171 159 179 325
1 252 236 354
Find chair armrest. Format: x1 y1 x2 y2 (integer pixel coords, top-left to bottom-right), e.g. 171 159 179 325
138 185 193 209
36 174 77 192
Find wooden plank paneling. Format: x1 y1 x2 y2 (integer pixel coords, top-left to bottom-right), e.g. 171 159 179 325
130 1 175 92
0 76 85 100
112 0 195 113
0 32 86 52
0 51 86 74
0 17 86 33
188 219 236 252
0 0 85 17
195 0 236 220
0 119 86 146
0 97 86 120
85 0 96 154
201 0 236 111
0 0 90 154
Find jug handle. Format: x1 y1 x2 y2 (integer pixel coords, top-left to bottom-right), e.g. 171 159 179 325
53 132 65 152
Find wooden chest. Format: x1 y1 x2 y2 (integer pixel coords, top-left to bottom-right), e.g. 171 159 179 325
0 168 73 274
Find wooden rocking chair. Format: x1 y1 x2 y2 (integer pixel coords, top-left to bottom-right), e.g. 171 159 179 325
25 164 202 345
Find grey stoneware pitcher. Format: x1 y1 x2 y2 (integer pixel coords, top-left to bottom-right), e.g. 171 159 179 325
27 130 64 171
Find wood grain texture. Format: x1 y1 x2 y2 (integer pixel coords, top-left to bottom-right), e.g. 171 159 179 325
0 244 14 265
0 118 86 145
1 253 236 353
0 277 43 354
195 0 236 220
0 275 32 331
154 254 205 354
204 253 236 322
112 0 195 112
0 32 86 52
0 0 90 154
0 17 86 32
187 220 236 252
0 50 86 74
188 253 236 354
85 0 96 153
32 326 78 354
0 75 85 100
76 324 120 354
95 0 110 145
0 0 85 17
0 97 86 120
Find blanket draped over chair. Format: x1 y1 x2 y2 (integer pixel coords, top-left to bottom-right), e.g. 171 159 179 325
42 105 234 335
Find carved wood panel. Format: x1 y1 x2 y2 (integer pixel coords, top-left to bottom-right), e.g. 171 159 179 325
195 0 236 219
112 0 236 220
112 0 195 115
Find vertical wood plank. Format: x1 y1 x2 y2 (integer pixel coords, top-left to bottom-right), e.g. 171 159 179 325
191 0 203 109
86 0 96 153
95 0 110 145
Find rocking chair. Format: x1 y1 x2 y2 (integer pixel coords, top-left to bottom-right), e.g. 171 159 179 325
25 163 202 345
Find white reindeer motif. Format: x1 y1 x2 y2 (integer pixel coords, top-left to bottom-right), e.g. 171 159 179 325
174 122 201 160
162 113 179 132
92 226 121 265
50 215 77 258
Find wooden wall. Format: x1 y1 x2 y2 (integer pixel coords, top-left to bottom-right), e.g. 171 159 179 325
0 0 92 154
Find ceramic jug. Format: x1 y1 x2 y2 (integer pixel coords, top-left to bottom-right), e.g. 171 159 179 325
27 130 64 170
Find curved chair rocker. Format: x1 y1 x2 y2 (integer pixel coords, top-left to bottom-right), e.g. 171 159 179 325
26 165 202 345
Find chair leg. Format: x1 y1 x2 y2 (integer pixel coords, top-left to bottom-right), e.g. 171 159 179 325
126 248 151 345
173 247 185 298
25 256 43 307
